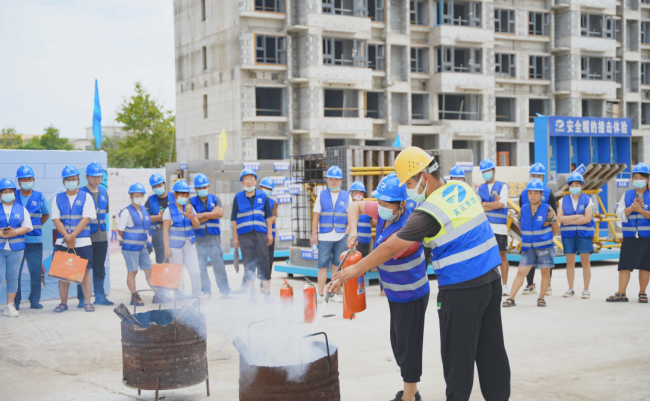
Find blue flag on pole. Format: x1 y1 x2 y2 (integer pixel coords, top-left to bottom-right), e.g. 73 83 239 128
92 79 102 149
392 135 401 147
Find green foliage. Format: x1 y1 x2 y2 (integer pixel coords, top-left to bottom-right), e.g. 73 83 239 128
1 125 74 150
0 127 24 148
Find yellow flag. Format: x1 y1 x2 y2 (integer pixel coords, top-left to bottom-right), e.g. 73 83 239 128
218 129 227 160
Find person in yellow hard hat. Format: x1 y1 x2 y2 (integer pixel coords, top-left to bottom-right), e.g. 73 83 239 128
329 147 510 401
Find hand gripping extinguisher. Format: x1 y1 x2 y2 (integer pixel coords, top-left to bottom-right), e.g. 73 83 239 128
280 279 293 308
303 278 317 323
340 249 366 313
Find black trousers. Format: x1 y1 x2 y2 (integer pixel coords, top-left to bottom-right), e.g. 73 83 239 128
268 240 275 274
77 241 109 300
437 279 511 401
151 227 166 264
357 242 370 258
526 266 552 286
388 293 429 383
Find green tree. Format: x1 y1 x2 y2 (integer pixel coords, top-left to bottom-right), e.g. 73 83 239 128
0 127 24 148
12 125 75 151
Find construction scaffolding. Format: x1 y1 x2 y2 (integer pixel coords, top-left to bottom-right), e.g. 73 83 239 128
290 153 326 247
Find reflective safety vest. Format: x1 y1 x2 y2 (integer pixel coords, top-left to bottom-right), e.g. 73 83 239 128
0 203 26 251
521 187 551 206
357 214 372 244
147 193 175 236
375 206 429 302
268 197 276 238
121 205 151 251
15 190 43 237
478 181 508 225
622 189 650 238
168 203 196 248
560 194 595 238
319 189 349 234
190 194 221 237
56 192 90 239
235 190 268 235
520 202 554 251
80 186 108 233
417 181 501 286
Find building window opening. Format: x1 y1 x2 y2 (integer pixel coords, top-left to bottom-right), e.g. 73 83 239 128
255 0 285 13
325 89 359 117
437 1 481 27
323 38 367 67
436 46 481 73
412 94 429 120
438 94 481 120
495 53 516 78
411 47 429 73
256 88 283 116
257 139 285 160
366 92 383 118
256 35 286 65
529 99 547 122
368 0 384 21
410 0 429 26
496 97 516 122
528 11 550 36
368 44 385 70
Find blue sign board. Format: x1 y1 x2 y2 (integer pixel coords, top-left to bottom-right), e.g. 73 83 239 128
288 185 301 195
271 176 286 185
574 164 586 175
302 250 318 260
244 162 260 171
279 234 294 242
549 117 632 137
272 189 286 195
277 195 292 204
180 162 187 170
456 162 473 172
616 180 629 187
274 162 290 171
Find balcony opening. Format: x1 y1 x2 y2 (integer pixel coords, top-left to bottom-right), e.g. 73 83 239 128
368 44 385 71
496 97 516 122
627 102 640 129
201 0 206 21
436 46 481 73
203 94 208 118
495 53 516 78
582 99 603 117
323 38 367 67
366 92 383 118
494 8 515 34
528 11 549 36
529 55 550 80
202 46 207 70
255 0 285 13
256 35 286 64
410 0 428 26
412 94 429 120
256 88 283 116
606 101 620 118
581 14 615 39
325 139 345 147
627 61 639 92
529 99 548 122
411 47 429 73
643 22 650 45
365 140 384 146
325 89 359 117
412 134 437 149
257 139 285 160
438 94 482 120
323 0 367 17
627 20 638 51
642 63 650 85
368 0 384 21
642 103 650 125
436 1 481 27
204 143 209 160
582 57 619 81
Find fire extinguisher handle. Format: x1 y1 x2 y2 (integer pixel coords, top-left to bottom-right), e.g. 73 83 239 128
325 248 356 303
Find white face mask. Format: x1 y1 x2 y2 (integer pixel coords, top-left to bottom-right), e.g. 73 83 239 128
133 197 145 206
406 175 427 203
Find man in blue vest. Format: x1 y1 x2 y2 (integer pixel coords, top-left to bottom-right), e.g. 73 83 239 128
478 158 511 296
13 165 49 310
259 177 278 277
231 169 274 304
330 147 510 401
76 162 112 307
145 173 176 266
310 166 351 303
190 173 232 299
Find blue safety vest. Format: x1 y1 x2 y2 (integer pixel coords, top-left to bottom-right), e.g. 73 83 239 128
15 190 43 237
235 190 268 235
121 205 151 251
622 189 650 238
319 189 349 234
190 194 221 237
147 193 175 236
0 203 26 251
168 203 196 248
520 202 554 252
357 215 372 244
521 187 551 206
56 192 90 239
560 194 595 238
375 207 429 303
268 197 276 238
478 181 508 225
80 186 108 233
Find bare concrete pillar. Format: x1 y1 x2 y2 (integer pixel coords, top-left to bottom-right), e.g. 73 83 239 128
482 139 496 162
516 141 530 167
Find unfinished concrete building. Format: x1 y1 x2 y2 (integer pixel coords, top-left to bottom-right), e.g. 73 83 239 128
173 0 650 166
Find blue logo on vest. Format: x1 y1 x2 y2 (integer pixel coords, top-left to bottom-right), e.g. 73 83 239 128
442 185 466 204
257 198 262 204
537 216 543 222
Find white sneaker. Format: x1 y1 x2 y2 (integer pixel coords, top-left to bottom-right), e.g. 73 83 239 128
563 289 575 298
330 294 343 303
3 304 19 317
317 294 325 303
582 290 590 299
522 284 537 295
546 286 553 296
502 284 510 296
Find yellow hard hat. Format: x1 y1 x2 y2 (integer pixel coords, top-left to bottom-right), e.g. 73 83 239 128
394 147 437 185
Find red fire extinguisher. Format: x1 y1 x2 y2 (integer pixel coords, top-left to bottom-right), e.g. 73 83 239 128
280 279 293 307
340 249 366 313
303 278 317 323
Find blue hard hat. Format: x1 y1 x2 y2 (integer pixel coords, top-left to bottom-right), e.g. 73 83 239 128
372 173 408 202
567 172 585 185
0 178 16 191
149 173 165 187
479 159 496 172
449 165 466 178
259 177 275 190
62 165 80 178
325 166 343 179
350 181 366 192
240 168 257 181
525 178 545 192
172 180 190 193
194 173 210 188
16 165 35 179
632 162 650 175
128 183 146 194
86 162 104 177
529 163 546 176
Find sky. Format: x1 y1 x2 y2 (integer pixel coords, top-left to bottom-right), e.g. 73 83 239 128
0 0 175 139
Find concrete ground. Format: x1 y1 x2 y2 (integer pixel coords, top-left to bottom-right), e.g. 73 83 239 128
1 257 649 401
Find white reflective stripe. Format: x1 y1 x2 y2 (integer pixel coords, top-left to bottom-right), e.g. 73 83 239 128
237 211 254 218
532 239 554 247
169 235 187 241
358 233 372 237
206 223 220 228
380 275 429 292
237 221 267 228
99 209 107 214
122 239 146 245
621 227 650 231
333 212 347 217
358 222 371 227
320 223 334 227
9 238 24 243
333 224 347 228
124 228 146 233
560 227 578 231
433 236 497 270
429 212 488 248
521 242 532 247
418 202 452 227
627 215 649 220
520 227 553 236
486 212 507 218
29 213 41 218
320 212 335 216
379 253 425 273
32 225 42 229
578 226 595 231
172 225 193 231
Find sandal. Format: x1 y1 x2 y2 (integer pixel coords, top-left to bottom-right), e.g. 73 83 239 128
606 292 628 302
502 298 516 307
537 298 547 307
53 303 68 313
84 304 95 312
640 293 648 304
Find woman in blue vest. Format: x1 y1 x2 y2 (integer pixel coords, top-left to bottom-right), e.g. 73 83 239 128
503 179 559 308
0 179 33 318
558 172 595 299
259 177 278 277
145 173 176 265
608 163 650 303
347 173 429 401
162 180 202 301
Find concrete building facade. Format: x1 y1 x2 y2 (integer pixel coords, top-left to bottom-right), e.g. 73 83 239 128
173 0 650 167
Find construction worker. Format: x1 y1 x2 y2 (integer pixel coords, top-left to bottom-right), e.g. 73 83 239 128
478 158 511 296
145 173 175 266
190 174 232 299
608 162 650 303
259 177 278 276
448 165 466 182
349 180 373 258
13 165 49 310
231 169 274 304
77 162 112 307
519 163 558 296
1 178 33 317
558 172 594 299
347 173 428 401
503 179 559 308
51 165 97 313
310 166 350 303
329 147 510 401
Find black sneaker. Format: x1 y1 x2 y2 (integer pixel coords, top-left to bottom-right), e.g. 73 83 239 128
390 390 422 401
